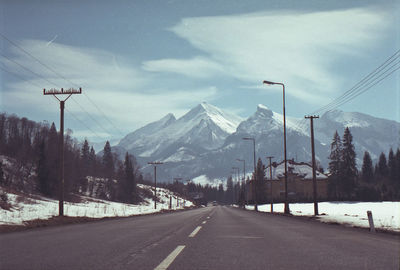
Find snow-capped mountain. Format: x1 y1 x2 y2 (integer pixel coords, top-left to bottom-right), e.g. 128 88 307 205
117 102 243 162
114 103 400 184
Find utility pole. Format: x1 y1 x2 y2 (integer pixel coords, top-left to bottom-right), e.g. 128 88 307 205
44 87 82 217
266 156 274 213
148 162 163 209
305 115 319 216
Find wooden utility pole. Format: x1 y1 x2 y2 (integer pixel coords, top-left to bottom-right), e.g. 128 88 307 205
148 162 163 209
266 156 274 213
305 115 319 216
44 87 82 216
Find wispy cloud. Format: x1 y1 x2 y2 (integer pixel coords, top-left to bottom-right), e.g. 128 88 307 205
2 40 218 140
149 8 388 103
142 56 224 78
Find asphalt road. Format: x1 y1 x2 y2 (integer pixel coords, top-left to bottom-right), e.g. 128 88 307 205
0 206 399 270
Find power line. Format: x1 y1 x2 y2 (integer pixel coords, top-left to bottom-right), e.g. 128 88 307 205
0 53 59 86
1 32 125 137
0 64 104 141
311 49 400 115
0 33 121 138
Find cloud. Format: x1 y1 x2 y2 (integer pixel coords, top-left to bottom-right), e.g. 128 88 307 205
150 8 389 103
142 56 224 78
1 40 218 140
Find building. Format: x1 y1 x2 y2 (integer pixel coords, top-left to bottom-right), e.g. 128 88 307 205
247 160 328 203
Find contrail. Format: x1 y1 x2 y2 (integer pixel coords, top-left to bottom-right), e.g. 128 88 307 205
46 35 58 46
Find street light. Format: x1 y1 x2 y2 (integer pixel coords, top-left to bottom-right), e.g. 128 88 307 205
242 137 257 211
236 158 246 206
263 80 290 214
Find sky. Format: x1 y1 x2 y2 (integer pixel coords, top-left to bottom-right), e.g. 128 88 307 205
1 0 399 144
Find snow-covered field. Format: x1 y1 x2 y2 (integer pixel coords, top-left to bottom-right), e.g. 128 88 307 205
0 184 193 226
246 201 400 232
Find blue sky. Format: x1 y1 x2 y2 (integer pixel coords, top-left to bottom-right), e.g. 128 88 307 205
1 0 399 143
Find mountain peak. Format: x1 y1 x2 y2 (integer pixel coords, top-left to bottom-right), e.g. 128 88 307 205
256 104 273 118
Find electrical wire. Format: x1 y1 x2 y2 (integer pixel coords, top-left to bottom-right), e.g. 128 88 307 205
0 33 123 138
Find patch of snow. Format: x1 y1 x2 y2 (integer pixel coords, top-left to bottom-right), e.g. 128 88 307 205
0 185 193 226
247 201 400 231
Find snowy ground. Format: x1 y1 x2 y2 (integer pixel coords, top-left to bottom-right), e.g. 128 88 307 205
246 201 400 232
0 184 193 226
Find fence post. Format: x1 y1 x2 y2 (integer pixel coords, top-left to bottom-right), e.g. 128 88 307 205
367 211 375 233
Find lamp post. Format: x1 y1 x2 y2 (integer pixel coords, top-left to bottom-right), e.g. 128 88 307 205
236 159 246 206
242 137 257 211
263 80 290 214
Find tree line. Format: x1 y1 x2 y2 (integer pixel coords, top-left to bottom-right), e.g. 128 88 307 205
328 127 400 201
0 113 143 204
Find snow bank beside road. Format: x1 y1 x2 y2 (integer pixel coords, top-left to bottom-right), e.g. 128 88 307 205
247 201 400 232
0 184 193 226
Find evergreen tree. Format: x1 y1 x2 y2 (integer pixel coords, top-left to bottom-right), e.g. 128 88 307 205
254 158 266 203
376 152 388 178
88 146 97 176
361 151 374 183
340 127 357 198
81 139 90 176
328 131 342 199
123 152 136 203
102 141 114 179
388 148 397 182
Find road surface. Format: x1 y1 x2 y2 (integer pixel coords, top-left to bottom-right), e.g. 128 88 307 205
1 206 399 269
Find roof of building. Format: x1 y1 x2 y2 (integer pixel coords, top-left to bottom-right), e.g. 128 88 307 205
265 160 327 180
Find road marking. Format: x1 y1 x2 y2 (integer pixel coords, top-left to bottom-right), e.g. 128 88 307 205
189 226 202 237
154 245 185 270
207 216 210 219
202 221 207 224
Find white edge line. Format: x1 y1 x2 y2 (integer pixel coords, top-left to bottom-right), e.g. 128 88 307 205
188 226 202 238
154 245 185 270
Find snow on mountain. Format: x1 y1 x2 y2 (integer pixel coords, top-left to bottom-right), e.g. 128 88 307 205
236 104 306 135
113 103 399 186
316 110 400 162
117 102 243 160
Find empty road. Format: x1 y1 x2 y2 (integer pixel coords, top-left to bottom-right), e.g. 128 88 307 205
1 206 399 269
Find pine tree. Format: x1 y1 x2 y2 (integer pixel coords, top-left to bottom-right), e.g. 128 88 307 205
123 152 136 203
254 158 266 203
102 141 114 179
88 146 97 176
388 148 396 182
328 131 342 199
81 140 90 176
340 127 357 198
361 151 374 183
376 152 388 178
